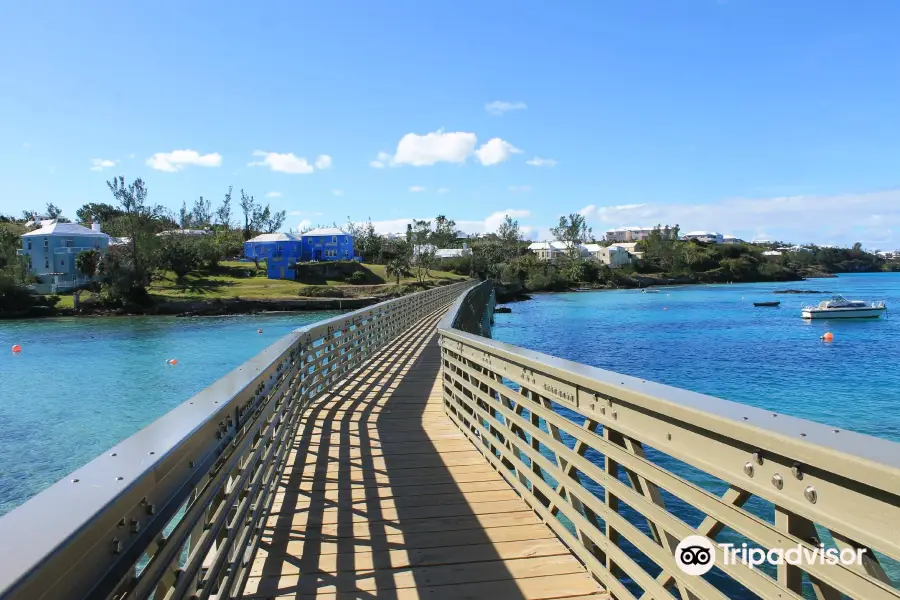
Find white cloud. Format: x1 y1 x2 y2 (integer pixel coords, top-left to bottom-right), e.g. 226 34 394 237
314 155 333 170
509 185 532 193
483 209 531 232
370 151 393 168
485 101 527 116
249 151 318 174
526 157 558 168
89 158 118 172
289 210 324 217
332 189 344 196
297 219 312 231
579 189 900 248
409 186 426 193
265 191 282 198
393 130 478 166
475 138 522 166
436 187 449 194
147 149 222 172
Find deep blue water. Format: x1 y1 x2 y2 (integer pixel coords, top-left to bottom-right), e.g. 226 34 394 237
0 311 340 516
493 273 900 441
491 273 900 598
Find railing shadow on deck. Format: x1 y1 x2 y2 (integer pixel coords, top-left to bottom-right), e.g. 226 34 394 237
245 310 532 599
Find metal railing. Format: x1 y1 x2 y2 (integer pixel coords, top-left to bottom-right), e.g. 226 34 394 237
437 281 900 600
0 280 472 600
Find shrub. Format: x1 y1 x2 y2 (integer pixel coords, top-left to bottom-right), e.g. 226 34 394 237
347 271 368 284
297 286 346 298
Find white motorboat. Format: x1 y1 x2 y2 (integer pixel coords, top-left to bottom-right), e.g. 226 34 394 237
801 295 886 319
641 289 660 294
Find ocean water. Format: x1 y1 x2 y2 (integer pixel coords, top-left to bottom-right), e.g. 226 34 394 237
0 311 340 516
491 272 900 598
493 273 900 441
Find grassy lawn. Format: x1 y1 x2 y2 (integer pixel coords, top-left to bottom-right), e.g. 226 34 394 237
51 262 467 305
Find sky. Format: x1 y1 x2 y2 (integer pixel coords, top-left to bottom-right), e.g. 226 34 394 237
1 1 899 248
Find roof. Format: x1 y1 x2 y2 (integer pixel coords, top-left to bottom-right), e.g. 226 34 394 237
582 243 603 252
609 242 638 251
158 229 210 236
434 248 470 259
302 227 349 237
22 222 108 237
245 232 301 243
683 231 722 237
527 241 569 251
605 226 655 233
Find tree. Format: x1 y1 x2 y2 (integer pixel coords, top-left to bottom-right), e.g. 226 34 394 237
75 249 101 290
551 214 592 258
240 190 257 240
430 215 458 249
497 214 522 262
106 176 164 297
76 203 122 226
192 196 212 228
346 217 382 262
382 238 411 283
46 203 64 220
264 209 286 233
161 236 201 283
215 186 233 228
178 201 192 229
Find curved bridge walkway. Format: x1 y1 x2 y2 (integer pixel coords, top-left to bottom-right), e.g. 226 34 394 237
242 307 608 599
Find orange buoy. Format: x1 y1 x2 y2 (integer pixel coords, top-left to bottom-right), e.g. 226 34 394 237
168 358 178 365
11 344 22 353
663 307 668 311
822 332 834 342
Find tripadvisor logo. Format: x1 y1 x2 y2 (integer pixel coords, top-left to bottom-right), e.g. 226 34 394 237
675 535 867 576
676 536 716 575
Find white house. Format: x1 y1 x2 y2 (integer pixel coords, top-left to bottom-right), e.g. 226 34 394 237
527 241 571 260
583 243 631 268
762 250 783 257
722 235 743 244
434 244 472 261
609 242 644 260
682 231 724 244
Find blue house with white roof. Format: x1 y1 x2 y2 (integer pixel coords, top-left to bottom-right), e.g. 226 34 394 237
20 221 110 293
242 232 303 279
300 227 355 262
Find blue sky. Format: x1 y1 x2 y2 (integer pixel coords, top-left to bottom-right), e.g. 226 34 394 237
2 1 899 247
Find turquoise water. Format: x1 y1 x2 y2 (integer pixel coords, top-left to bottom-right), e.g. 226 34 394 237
493 273 900 441
0 311 341 516
491 273 900 598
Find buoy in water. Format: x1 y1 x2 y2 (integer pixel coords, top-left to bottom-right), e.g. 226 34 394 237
663 307 668 311
257 329 263 334
821 332 834 342
11 344 22 353
167 358 179 365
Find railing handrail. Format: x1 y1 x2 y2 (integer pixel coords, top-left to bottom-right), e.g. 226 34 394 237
0 279 473 600
437 282 900 492
437 280 900 600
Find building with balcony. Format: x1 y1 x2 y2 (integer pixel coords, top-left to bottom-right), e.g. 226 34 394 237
300 227 355 262
681 231 724 244
583 243 632 268
20 221 109 293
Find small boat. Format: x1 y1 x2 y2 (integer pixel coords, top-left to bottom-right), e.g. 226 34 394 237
753 301 781 307
641 289 660 294
573 287 592 292
801 295 887 319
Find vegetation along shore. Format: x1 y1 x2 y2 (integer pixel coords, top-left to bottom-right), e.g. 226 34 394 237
2 178 898 318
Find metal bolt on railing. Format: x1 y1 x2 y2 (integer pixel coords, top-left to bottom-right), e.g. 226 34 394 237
772 473 784 490
743 462 755 477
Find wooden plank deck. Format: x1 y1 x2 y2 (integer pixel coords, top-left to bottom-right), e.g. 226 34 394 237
243 308 608 600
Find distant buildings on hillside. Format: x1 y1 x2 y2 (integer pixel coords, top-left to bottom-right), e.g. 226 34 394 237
19 221 109 293
243 227 357 280
604 226 677 242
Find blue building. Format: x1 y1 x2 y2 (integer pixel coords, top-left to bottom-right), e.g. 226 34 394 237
243 228 357 280
20 221 110 293
242 233 303 279
300 227 355 262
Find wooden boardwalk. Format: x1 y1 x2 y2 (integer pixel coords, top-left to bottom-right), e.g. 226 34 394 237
242 308 608 599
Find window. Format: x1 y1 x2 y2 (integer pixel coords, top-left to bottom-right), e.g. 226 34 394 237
43 238 48 249
44 259 49 269
332 236 337 243
27 240 32 250
60 259 64 266
65 238 74 248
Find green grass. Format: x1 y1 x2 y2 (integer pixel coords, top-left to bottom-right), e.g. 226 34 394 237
150 261 465 301
51 262 467 305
